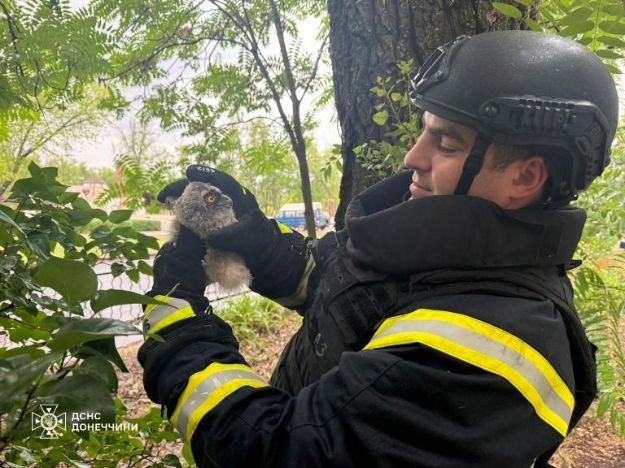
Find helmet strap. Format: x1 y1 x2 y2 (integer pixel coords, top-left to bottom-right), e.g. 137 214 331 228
454 134 491 195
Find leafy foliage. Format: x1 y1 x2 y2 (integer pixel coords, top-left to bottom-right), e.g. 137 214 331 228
355 59 420 180
217 294 291 343
0 85 113 198
96 120 178 214
0 162 184 464
497 0 625 73
97 0 332 236
573 129 625 434
0 0 125 139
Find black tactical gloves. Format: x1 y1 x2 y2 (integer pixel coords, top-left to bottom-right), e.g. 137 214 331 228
141 220 242 412
149 225 209 314
157 165 311 301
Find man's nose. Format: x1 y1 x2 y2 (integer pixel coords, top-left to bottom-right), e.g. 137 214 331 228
403 134 430 171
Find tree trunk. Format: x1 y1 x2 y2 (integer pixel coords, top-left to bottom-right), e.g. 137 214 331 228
295 143 317 238
327 0 521 229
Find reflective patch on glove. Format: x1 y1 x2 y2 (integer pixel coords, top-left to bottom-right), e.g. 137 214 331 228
144 295 195 336
171 362 267 442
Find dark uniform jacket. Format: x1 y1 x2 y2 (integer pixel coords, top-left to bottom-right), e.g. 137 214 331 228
139 171 596 468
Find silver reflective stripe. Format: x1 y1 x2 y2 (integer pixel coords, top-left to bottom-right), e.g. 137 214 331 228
275 256 315 307
144 297 190 333
373 319 572 431
175 368 265 439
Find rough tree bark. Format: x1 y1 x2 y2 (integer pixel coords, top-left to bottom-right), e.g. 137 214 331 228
328 0 523 229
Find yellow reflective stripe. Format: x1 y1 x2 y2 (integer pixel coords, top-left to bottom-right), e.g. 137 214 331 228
144 295 181 316
274 256 315 307
143 295 195 336
364 309 574 437
171 362 267 441
276 221 292 233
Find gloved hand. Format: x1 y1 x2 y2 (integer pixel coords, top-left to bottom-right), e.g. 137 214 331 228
149 225 209 314
158 166 310 300
157 165 258 219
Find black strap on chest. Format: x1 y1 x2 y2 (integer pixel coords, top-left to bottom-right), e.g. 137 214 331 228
307 232 400 368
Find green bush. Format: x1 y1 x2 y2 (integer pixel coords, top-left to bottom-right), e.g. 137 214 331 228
129 219 162 232
216 294 291 343
0 163 184 465
79 218 162 235
572 128 625 435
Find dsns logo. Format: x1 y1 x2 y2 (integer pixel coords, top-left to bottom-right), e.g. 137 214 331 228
31 404 66 439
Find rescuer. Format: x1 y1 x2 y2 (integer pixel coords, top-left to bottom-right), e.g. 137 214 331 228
138 31 619 467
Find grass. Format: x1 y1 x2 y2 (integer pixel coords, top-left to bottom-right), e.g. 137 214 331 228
215 294 291 343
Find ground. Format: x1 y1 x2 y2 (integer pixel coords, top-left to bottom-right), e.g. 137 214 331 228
118 314 625 467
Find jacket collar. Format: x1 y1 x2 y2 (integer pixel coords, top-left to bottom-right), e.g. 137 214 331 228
344 172 586 274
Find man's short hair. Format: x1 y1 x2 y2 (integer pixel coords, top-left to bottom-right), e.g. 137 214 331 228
492 144 576 205
491 144 533 171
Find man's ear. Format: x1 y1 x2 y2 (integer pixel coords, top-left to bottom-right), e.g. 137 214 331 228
510 156 549 204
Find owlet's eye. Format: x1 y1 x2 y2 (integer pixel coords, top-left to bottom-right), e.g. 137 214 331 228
204 194 217 204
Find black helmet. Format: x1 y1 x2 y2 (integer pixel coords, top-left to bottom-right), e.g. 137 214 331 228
410 31 619 204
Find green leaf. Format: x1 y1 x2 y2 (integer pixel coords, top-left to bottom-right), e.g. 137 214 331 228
36 374 116 424
111 262 126 278
597 35 625 48
524 18 542 32
599 21 625 35
137 260 153 276
514 0 532 6
75 338 129 372
26 230 50 260
559 7 593 26
560 21 594 37
50 318 141 351
372 110 389 126
28 161 42 176
34 257 97 307
163 454 182 468
0 354 57 412
595 49 622 60
74 356 118 393
126 268 140 283
605 63 621 74
72 197 92 212
370 86 386 97
493 2 522 19
108 210 133 224
597 395 611 417
91 289 163 313
600 4 625 16
0 209 25 234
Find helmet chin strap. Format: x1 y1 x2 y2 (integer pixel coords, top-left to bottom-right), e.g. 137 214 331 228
454 134 491 195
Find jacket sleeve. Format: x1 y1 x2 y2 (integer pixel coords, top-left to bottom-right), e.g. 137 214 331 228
141 320 564 468
256 228 336 311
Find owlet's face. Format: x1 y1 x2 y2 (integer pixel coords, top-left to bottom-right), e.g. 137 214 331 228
173 181 238 239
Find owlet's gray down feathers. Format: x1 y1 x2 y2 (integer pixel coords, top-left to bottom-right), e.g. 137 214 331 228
170 181 252 292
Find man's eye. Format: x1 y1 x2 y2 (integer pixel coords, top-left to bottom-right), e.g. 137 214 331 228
438 144 457 154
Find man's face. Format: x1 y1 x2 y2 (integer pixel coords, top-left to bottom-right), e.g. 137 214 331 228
403 112 520 208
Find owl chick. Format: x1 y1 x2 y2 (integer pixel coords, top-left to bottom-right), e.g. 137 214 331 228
171 181 252 292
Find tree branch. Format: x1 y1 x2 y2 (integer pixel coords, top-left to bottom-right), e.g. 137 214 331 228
21 115 91 159
218 0 297 147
